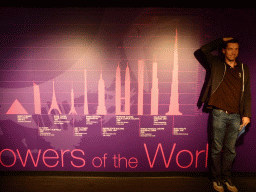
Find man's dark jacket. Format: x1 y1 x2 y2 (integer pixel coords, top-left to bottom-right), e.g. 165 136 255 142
199 38 251 118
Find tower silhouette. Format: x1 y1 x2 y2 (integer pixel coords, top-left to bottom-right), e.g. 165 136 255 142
124 64 131 115
96 72 107 115
151 62 159 115
33 82 41 114
115 64 122 115
48 80 62 114
84 69 89 115
69 82 77 115
138 60 144 115
166 29 182 115
115 63 131 115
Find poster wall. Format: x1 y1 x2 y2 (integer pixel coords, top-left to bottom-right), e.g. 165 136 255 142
0 8 256 172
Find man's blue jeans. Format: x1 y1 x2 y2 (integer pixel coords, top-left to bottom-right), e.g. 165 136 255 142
211 109 240 181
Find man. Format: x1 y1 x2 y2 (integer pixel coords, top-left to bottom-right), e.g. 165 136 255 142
199 38 251 192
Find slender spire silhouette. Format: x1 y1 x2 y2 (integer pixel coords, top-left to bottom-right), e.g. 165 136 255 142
166 28 182 115
69 81 77 115
48 80 62 114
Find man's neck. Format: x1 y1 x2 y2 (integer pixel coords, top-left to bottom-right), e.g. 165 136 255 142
225 59 237 68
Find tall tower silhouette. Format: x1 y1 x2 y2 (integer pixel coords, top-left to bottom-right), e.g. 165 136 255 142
48 80 62 114
166 29 182 115
84 69 89 115
151 62 159 115
115 63 131 115
96 72 107 115
138 60 144 115
33 82 41 114
124 64 131 115
69 82 77 115
115 64 122 115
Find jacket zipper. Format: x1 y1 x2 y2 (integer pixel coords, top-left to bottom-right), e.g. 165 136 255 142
210 63 226 97
241 63 245 102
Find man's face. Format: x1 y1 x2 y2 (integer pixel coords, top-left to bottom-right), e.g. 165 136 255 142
222 42 239 62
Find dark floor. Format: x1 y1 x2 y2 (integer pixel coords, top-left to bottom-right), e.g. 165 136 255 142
1 173 256 192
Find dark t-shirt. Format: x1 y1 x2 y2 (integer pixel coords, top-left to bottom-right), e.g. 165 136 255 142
208 63 242 114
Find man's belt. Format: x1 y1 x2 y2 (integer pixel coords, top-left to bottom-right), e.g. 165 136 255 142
214 107 237 114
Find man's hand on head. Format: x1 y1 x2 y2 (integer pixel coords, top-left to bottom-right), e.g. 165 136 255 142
223 37 234 42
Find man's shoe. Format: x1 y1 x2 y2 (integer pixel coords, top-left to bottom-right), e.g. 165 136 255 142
223 179 238 192
213 181 224 192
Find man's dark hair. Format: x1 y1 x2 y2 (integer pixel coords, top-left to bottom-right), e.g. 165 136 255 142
222 38 240 49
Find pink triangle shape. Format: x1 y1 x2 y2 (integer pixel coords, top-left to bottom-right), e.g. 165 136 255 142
6 99 29 114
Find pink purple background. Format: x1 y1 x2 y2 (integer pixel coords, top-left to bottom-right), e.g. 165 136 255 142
0 8 256 172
